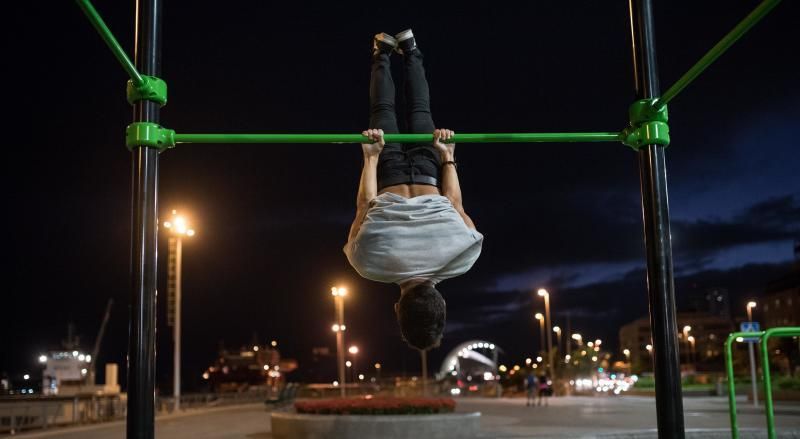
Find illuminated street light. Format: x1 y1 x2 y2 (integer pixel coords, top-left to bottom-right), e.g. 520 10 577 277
271 340 278 347
38 355 47 364
571 333 583 346
645 344 653 353
623 349 631 360
348 345 359 384
332 286 348 397
536 288 554 376
346 361 352 368
682 326 692 339
534 312 545 357
553 326 562 354
525 358 532 365
745 299 759 407
746 301 757 322
23 374 30 380
163 209 195 412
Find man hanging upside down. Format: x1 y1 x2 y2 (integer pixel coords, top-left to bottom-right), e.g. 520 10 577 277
344 30 483 351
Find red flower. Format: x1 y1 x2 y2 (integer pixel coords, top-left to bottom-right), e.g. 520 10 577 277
294 397 456 415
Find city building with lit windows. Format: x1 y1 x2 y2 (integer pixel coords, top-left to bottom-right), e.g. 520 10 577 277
619 313 732 373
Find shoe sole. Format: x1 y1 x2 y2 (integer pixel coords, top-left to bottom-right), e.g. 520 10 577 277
374 33 398 47
395 29 414 42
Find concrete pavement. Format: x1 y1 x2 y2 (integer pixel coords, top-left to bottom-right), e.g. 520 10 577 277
8 396 800 438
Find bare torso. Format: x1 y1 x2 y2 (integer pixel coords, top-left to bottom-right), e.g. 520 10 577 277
379 184 441 198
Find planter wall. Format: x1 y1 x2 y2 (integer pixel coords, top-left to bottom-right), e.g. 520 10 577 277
271 411 480 439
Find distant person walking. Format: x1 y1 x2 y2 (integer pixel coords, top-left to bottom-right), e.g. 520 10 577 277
537 374 552 407
525 373 538 407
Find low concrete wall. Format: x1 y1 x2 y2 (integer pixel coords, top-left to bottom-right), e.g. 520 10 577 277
271 411 481 439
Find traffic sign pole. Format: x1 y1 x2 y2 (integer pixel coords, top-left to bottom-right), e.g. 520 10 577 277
748 342 758 407
741 321 761 407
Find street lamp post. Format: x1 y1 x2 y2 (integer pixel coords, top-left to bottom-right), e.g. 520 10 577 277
553 326 562 354
535 313 546 355
331 287 347 397
348 345 359 390
163 210 195 412
538 289 554 377
682 325 691 366
746 300 758 407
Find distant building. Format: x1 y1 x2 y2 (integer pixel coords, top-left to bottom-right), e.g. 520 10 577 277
704 287 731 319
204 344 297 392
759 256 799 375
761 270 799 328
619 312 732 373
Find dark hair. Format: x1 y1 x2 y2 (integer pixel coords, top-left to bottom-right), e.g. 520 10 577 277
396 284 446 351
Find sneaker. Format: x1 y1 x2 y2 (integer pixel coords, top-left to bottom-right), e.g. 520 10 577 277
395 29 417 54
373 33 397 56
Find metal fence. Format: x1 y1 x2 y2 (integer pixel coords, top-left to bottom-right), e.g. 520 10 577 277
0 388 273 436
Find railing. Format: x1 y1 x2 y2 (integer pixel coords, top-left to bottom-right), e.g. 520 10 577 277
0 387 275 435
725 326 800 439
0 394 125 435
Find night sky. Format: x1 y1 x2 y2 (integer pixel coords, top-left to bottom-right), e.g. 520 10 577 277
4 1 798 390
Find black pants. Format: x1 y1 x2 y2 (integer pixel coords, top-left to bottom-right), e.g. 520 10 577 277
369 50 441 190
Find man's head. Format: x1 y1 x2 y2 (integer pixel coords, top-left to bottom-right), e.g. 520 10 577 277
395 283 446 351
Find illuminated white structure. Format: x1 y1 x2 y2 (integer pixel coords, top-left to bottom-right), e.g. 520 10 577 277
437 340 501 380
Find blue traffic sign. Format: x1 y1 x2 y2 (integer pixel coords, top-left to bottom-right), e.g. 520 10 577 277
739 321 761 343
740 321 760 332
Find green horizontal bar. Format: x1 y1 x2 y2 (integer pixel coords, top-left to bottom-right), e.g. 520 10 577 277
75 0 144 86
656 0 781 109
174 132 622 145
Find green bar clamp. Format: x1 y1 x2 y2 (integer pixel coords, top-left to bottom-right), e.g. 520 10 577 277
621 99 670 150
126 75 168 106
126 122 176 151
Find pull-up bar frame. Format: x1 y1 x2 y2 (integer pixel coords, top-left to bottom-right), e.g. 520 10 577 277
74 0 783 438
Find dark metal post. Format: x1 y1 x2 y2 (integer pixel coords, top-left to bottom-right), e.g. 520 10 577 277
628 0 685 438
127 0 162 437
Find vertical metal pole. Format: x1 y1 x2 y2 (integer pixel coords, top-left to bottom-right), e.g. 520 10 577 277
628 0 685 437
421 350 428 397
174 238 182 411
544 294 554 378
748 343 758 407
538 319 545 357
746 309 758 407
335 296 346 397
128 0 162 437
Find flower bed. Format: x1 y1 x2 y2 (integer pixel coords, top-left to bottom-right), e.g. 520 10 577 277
294 397 456 415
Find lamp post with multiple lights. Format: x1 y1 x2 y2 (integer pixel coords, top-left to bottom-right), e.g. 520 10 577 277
331 287 347 397
163 210 195 411
348 345 359 385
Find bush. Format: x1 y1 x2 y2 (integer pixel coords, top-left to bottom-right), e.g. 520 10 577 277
774 376 800 391
295 397 456 415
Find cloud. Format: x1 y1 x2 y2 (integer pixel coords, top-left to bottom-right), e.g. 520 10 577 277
470 194 798 293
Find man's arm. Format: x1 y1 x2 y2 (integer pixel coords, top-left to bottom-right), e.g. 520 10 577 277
348 129 384 242
434 129 476 230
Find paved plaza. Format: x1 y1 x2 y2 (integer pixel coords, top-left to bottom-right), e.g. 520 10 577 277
10 396 800 439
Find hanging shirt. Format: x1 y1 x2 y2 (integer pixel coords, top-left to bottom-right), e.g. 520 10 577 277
343 192 483 284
